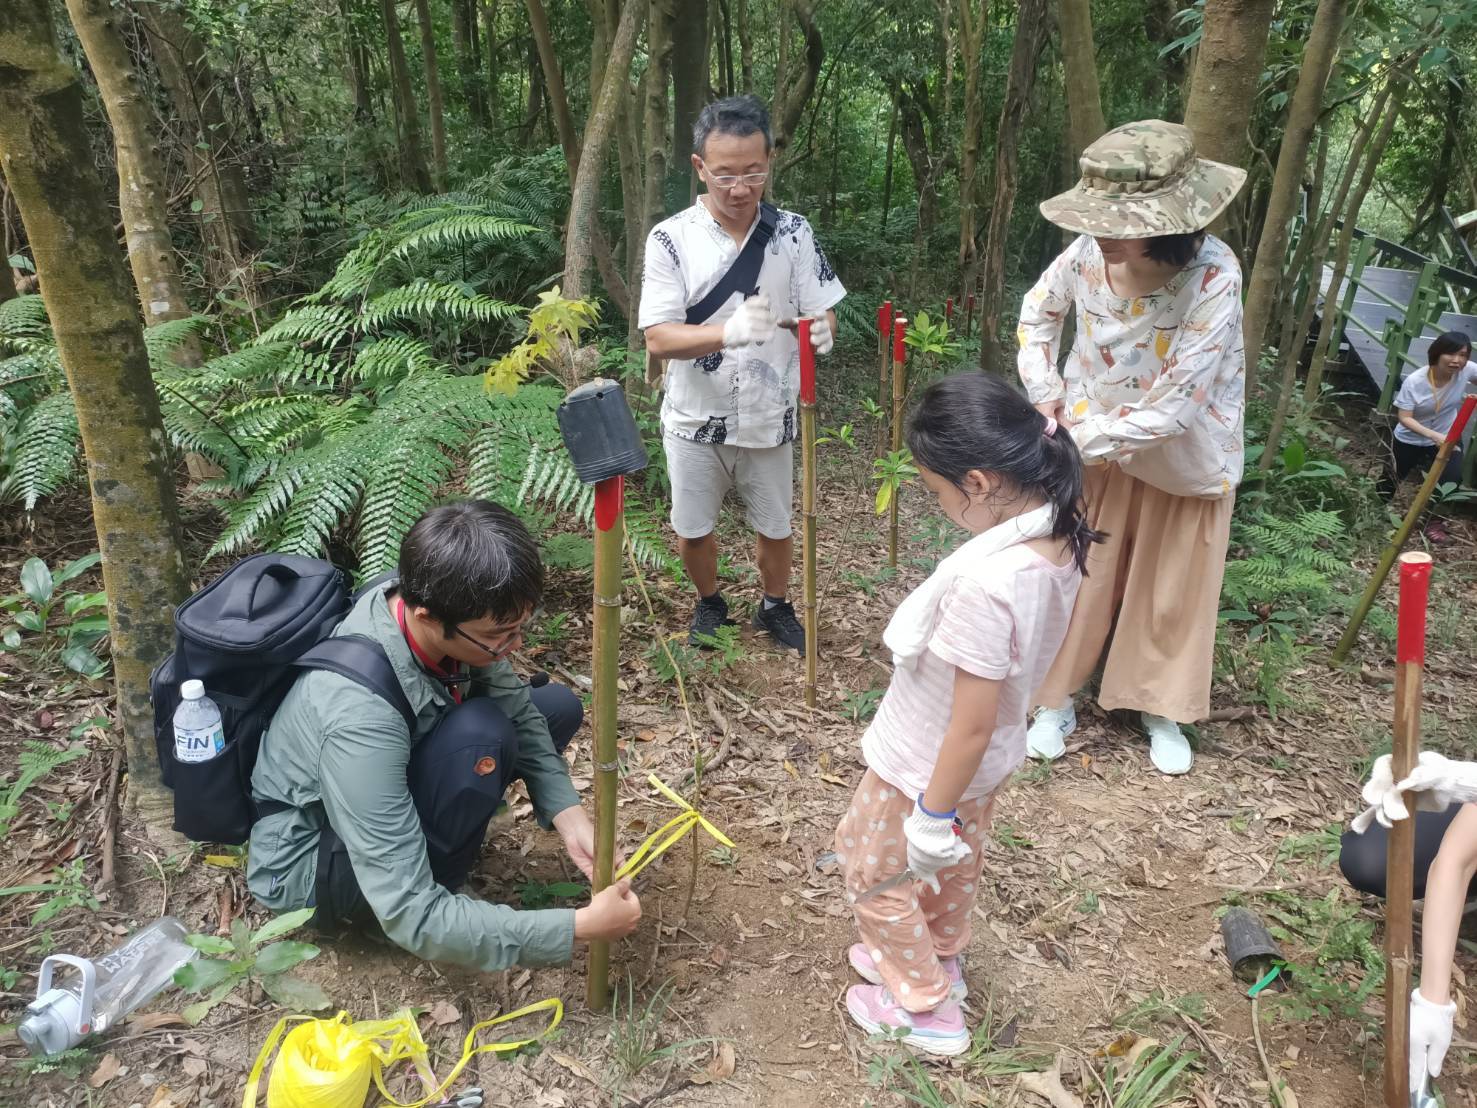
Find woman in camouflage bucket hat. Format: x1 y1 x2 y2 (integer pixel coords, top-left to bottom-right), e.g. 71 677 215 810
1016 119 1247 778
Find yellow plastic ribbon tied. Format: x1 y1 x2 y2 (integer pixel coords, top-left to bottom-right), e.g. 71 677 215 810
614 774 734 881
242 997 562 1108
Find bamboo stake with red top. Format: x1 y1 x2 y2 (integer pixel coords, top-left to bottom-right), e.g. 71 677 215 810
889 316 908 569
1334 395 1477 661
1384 551 1431 1106
877 300 893 458
799 318 818 708
586 474 623 1009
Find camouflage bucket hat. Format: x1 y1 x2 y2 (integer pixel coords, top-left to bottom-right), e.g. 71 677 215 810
1039 120 1247 238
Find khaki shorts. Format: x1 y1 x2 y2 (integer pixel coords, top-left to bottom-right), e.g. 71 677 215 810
663 433 793 540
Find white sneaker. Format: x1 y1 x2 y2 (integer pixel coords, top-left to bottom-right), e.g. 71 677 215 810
1143 713 1193 775
1026 702 1076 760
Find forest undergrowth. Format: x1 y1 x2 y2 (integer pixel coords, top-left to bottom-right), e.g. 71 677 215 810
3 333 1477 1107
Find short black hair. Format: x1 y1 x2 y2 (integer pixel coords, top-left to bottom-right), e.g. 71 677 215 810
1143 232 1205 267
1428 330 1472 366
693 94 772 158
397 500 542 633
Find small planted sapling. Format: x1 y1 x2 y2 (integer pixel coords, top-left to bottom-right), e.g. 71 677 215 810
174 907 330 1024
901 311 960 382
0 554 108 676
873 449 918 568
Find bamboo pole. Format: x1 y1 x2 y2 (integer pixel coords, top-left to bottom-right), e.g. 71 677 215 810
965 293 975 340
586 474 624 1010
889 316 908 569
799 318 818 708
876 300 893 458
945 296 954 330
1384 551 1431 1108
1333 396 1476 662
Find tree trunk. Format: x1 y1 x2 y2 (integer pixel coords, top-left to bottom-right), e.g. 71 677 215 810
382 0 435 191
526 0 581 173
136 1 260 307
1183 0 1274 167
737 0 752 92
65 0 198 357
340 0 375 121
1300 76 1404 404
1240 0 1347 396
0 0 192 832
977 0 1049 369
643 0 674 239
413 0 449 186
1058 0 1105 161
899 86 939 301
957 0 984 275
565 0 643 306
453 0 487 124
671 0 709 167
482 0 501 126
879 93 898 235
771 0 823 161
593 0 645 338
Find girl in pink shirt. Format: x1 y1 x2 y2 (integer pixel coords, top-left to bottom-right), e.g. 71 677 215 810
840 373 1102 1055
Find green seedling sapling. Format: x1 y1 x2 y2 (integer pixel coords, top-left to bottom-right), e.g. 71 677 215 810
174 907 330 1024
0 554 108 677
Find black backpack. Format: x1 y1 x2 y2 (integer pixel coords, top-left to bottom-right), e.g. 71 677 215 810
150 554 414 844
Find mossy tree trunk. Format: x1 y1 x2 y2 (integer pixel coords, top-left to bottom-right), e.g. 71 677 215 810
413 0 449 186
0 0 192 832
977 0 1049 370
341 0 376 121
1240 0 1347 396
481 0 501 127
65 0 199 363
453 0 487 124
1059 0 1106 161
671 0 709 167
382 0 435 192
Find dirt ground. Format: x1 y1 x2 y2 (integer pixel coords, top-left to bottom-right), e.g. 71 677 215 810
3 455 1477 1108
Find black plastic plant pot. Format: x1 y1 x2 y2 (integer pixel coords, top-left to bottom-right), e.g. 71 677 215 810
1220 907 1287 985
557 378 648 485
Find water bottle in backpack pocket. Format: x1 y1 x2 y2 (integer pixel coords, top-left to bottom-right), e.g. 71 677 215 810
172 681 224 764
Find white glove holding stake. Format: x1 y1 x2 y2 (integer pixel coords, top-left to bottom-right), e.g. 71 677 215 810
807 314 834 355
1410 989 1456 1095
722 294 776 349
903 802 971 894
1351 751 1477 833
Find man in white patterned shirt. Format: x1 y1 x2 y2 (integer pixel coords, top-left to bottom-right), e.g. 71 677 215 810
640 95 846 651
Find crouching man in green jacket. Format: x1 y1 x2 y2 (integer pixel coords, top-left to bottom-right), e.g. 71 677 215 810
246 500 640 969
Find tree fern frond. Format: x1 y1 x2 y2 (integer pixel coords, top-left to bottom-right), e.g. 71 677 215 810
350 334 437 384
1 391 80 509
360 281 519 329
142 316 211 361
257 304 356 349
389 213 539 258
0 295 51 342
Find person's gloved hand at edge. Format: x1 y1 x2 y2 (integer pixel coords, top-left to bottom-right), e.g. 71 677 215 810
722 294 777 349
1352 751 1477 833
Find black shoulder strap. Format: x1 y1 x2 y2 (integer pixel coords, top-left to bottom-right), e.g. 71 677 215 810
293 635 416 732
684 202 780 325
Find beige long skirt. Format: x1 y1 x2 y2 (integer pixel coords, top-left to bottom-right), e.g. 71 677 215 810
1035 462 1234 724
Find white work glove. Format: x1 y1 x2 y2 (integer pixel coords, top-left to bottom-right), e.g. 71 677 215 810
1410 988 1456 1095
903 802 972 894
806 314 834 355
1351 751 1477 833
721 294 776 349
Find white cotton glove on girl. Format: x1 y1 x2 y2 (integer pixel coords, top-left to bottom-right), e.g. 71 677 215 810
722 295 776 349
806 314 834 355
903 803 972 894
1409 989 1457 1095
1351 751 1477 833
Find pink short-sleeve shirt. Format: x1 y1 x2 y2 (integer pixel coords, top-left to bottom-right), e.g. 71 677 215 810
861 543 1081 802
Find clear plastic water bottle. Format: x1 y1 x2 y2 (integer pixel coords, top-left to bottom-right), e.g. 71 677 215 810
173 679 224 764
17 916 198 1055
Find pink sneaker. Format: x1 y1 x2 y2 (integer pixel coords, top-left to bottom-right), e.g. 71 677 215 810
845 984 970 1056
847 943 967 1002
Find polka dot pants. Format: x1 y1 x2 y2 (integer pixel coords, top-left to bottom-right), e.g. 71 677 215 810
835 769 995 1013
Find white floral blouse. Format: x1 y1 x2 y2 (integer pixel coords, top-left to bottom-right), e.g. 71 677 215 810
1016 234 1245 499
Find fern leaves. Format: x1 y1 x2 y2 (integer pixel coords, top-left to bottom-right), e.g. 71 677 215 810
3 392 80 510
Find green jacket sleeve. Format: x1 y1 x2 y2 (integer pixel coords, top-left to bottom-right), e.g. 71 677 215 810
315 684 575 970
472 663 581 828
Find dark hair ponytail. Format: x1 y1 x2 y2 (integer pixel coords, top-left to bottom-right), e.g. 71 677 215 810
905 373 1105 573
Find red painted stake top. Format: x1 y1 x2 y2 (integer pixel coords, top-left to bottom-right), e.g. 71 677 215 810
893 318 907 364
1396 553 1432 666
966 294 976 310
798 318 816 404
945 297 954 320
878 301 893 339
594 475 623 533
1446 395 1477 444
